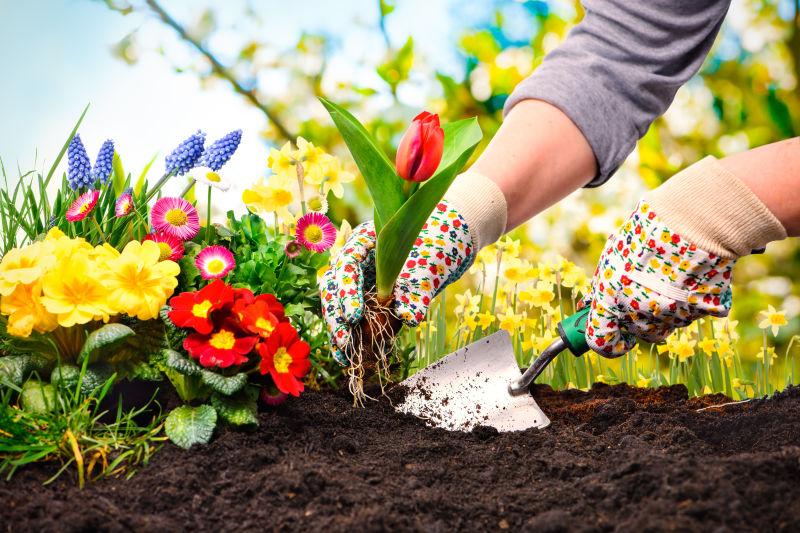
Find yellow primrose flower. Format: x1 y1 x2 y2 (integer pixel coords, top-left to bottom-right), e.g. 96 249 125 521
519 280 554 308
318 157 355 199
102 240 180 321
0 281 57 337
758 305 787 336
454 290 481 316
0 241 54 296
40 253 114 327
475 312 495 329
242 176 295 222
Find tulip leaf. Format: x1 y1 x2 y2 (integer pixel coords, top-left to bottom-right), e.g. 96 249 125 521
375 117 482 299
319 97 404 232
165 404 217 449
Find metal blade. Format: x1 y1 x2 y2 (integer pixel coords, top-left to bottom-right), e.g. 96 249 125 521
395 330 550 432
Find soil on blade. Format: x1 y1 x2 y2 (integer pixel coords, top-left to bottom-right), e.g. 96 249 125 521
3 383 800 532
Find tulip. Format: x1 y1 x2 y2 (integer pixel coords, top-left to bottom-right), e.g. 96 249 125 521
395 111 444 182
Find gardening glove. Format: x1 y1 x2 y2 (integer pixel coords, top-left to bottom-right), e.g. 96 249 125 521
319 171 507 364
585 156 787 357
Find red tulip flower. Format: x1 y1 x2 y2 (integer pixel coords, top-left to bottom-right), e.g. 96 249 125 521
395 111 444 182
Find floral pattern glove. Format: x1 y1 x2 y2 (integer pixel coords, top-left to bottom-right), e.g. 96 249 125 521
585 201 734 358
319 200 475 364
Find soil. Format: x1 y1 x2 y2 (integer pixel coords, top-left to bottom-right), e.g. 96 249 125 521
3 383 800 532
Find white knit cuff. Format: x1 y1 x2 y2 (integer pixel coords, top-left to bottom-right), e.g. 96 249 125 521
645 156 787 258
444 171 508 252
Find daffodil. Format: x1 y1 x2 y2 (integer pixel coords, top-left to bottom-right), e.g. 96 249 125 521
242 176 295 221
267 141 300 180
519 280 554 308
475 312 495 329
697 338 717 357
755 346 778 364
295 137 333 185
667 335 696 363
102 240 180 320
496 237 520 259
454 290 481 316
502 258 530 284
497 310 524 333
317 157 355 198
759 305 787 336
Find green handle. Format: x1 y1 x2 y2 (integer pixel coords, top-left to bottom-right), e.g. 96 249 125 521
557 305 591 356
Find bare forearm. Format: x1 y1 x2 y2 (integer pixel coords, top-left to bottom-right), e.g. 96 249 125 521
471 100 597 229
721 137 800 236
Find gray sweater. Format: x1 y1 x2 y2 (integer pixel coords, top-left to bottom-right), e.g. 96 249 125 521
503 0 731 186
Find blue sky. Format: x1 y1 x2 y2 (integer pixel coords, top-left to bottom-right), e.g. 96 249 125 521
0 0 478 188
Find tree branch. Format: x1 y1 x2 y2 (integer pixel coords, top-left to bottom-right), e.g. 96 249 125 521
144 0 295 141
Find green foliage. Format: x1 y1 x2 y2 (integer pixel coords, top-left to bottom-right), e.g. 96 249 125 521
211 387 259 427
78 324 135 364
0 353 51 388
378 37 414 95
164 404 217 450
19 380 57 414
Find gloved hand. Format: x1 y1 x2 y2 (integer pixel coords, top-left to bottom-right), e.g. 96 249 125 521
585 156 787 357
319 172 507 365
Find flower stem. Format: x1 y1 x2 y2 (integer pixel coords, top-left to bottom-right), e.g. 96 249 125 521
296 163 307 215
206 185 212 242
144 171 174 203
179 179 195 199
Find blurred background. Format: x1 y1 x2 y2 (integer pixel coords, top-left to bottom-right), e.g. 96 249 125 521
1 0 798 388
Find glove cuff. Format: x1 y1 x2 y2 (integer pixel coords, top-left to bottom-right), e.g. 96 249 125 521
444 170 507 252
644 156 787 258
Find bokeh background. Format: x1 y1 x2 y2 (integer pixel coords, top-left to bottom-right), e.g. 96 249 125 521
1 0 798 388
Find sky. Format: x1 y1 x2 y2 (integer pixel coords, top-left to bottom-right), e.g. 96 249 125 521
0 0 471 197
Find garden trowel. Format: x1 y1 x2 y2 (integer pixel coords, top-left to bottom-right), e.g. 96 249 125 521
395 306 591 432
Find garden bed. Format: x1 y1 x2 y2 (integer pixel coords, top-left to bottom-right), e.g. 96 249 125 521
4 383 800 531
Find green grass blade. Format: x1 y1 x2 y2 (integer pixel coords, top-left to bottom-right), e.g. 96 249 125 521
44 104 89 188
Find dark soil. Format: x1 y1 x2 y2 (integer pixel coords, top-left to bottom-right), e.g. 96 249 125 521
4 383 800 532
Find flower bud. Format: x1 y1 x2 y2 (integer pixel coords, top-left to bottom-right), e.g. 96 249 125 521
395 111 444 182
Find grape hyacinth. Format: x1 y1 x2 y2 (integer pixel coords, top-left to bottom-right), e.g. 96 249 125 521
67 134 92 190
92 139 115 185
165 130 206 176
199 129 242 170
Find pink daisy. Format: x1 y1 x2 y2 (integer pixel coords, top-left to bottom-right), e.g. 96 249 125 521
143 232 185 262
284 240 302 259
115 189 134 217
150 197 200 241
66 190 100 222
195 245 235 280
295 212 336 253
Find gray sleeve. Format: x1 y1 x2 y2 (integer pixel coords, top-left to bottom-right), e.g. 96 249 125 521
503 0 731 187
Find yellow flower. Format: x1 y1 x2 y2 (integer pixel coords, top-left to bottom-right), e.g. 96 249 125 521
0 281 57 337
475 312 494 329
464 313 479 332
102 240 180 320
502 258 530 284
329 219 352 257
267 141 300 180
636 377 651 388
755 346 778 364
496 237 520 259
697 338 717 357
667 335 696 363
758 305 787 336
519 281 554 308
0 241 54 296
497 310 524 333
40 251 114 327
295 137 333 185
702 385 712 395
318 157 355 199
454 290 481 316
242 176 295 221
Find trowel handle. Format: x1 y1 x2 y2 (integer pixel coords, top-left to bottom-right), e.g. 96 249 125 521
557 305 591 356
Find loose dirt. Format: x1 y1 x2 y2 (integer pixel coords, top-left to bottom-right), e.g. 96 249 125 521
3 383 800 532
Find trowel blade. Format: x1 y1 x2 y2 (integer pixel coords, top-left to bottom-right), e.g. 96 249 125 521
395 330 550 432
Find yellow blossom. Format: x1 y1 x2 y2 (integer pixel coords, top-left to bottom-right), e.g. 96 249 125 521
0 241 54 296
497 310 524 333
40 251 114 327
318 157 355 199
267 141 300 180
667 335 696 363
454 290 481 316
519 281 554 308
697 338 717 357
636 377 651 388
755 346 778 364
496 237 520 259
0 281 57 337
329 219 352 257
502 258 530 284
475 312 495 329
242 176 295 221
759 305 787 336
295 137 333 185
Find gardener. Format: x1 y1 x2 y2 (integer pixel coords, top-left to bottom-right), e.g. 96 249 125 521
321 0 799 362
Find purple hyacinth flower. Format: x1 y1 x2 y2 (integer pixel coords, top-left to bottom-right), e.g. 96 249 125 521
165 130 206 176
199 129 242 171
67 134 92 190
92 139 115 185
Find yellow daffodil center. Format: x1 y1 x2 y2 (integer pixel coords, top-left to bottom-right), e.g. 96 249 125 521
303 224 323 244
255 317 275 336
192 299 213 318
273 189 292 204
165 208 188 226
273 347 292 373
156 242 173 261
205 171 221 183
209 329 236 350
206 259 226 274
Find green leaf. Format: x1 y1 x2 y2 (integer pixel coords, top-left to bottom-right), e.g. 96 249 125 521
50 364 81 392
165 404 217 449
111 152 126 196
319 97 404 231
80 362 115 396
134 153 158 195
375 117 482 298
0 354 50 388
20 380 57 414
200 370 248 396
211 388 258 427
78 323 135 363
164 349 202 377
377 37 414 93
44 104 89 188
